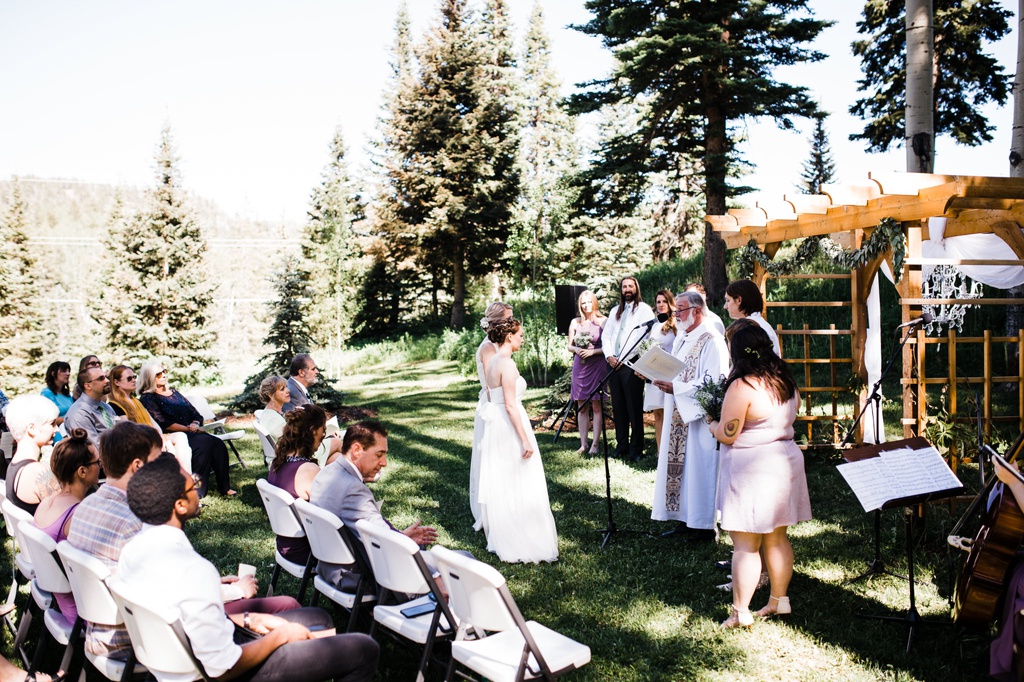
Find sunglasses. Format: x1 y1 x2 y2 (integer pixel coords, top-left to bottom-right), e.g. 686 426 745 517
122 375 137 381
86 360 102 368
84 459 101 468
89 375 109 383
155 370 166 378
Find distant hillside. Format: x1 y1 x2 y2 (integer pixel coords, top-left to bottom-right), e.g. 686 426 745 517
0 177 305 385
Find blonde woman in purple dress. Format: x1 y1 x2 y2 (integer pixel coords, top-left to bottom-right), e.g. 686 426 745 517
567 291 606 455
711 320 811 629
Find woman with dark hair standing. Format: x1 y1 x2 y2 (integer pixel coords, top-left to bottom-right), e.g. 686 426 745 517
41 361 73 425
711 320 811 628
267 405 328 567
33 428 100 623
723 279 781 357
478 318 558 564
640 289 676 453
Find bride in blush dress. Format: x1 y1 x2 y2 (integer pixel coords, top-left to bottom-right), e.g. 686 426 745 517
478 318 558 563
471 302 513 531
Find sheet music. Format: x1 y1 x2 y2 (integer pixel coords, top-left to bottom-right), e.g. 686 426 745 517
627 345 685 383
838 444 962 512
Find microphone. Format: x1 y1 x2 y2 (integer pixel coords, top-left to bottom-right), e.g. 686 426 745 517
896 313 934 329
634 312 670 330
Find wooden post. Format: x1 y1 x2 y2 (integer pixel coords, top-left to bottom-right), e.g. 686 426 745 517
830 323 838 444
1019 330 1024 434
901 220 924 437
948 327 957 416
804 324 812 443
985 329 992 438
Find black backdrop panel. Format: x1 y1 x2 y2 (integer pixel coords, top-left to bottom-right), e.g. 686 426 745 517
555 284 589 336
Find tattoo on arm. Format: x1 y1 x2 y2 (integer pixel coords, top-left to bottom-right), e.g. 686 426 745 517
723 419 740 438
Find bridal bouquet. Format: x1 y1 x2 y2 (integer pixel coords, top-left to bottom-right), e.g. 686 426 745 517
573 331 593 350
693 373 727 422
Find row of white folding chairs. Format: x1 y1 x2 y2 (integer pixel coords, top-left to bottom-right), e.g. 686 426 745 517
255 478 590 681
0 488 145 681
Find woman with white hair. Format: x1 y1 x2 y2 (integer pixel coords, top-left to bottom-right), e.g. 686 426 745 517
257 375 342 466
4 395 60 514
471 301 513 530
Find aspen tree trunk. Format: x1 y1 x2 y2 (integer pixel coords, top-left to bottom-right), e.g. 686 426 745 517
906 0 935 173
1008 1 1024 343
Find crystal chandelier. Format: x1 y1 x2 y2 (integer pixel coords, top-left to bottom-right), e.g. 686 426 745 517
921 264 982 334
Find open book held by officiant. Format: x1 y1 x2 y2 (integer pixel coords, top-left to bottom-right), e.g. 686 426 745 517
625 345 685 384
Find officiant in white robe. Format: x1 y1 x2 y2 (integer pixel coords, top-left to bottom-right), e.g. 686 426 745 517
651 291 729 538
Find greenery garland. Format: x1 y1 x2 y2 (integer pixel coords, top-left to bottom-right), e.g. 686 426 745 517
735 217 907 282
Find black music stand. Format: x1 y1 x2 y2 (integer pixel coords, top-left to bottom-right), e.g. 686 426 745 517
841 438 963 652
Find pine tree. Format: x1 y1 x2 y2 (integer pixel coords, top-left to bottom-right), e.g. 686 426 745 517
302 127 365 354
570 0 828 304
104 126 217 384
362 2 435 335
229 256 345 412
96 192 139 355
0 178 45 392
800 114 837 194
404 0 521 328
507 1 579 288
850 0 1010 153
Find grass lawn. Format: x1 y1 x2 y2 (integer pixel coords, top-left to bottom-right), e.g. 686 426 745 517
14 358 996 680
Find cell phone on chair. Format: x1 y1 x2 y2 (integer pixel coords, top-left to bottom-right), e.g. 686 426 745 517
400 601 437 618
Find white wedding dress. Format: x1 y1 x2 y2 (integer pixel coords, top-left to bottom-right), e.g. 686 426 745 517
470 342 494 531
477 376 559 563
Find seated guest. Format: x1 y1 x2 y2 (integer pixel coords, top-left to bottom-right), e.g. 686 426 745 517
108 364 192 473
64 367 118 448
283 354 319 413
259 376 342 467
137 362 235 497
4 395 60 514
119 455 379 682
33 429 101 624
71 355 103 401
41 361 73 425
310 421 441 593
267 405 328 568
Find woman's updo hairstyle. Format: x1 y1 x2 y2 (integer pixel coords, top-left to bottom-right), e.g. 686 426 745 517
480 301 513 329
50 428 95 484
259 376 286 405
272 404 327 472
487 317 522 345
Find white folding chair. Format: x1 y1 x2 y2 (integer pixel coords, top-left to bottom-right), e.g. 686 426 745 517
57 541 146 682
0 431 14 462
254 479 313 602
354 519 456 681
2 498 51 666
292 500 376 632
430 546 591 682
18 523 84 679
0 484 20 623
253 421 278 467
185 394 246 469
106 577 213 682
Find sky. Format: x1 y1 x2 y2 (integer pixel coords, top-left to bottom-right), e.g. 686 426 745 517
0 0 1018 225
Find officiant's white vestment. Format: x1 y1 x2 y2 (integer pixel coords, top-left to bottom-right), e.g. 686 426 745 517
652 321 729 529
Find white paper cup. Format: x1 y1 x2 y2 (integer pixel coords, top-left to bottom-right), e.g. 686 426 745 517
238 563 256 580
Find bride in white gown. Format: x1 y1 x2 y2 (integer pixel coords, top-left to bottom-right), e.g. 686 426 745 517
478 318 558 563
471 302 513 531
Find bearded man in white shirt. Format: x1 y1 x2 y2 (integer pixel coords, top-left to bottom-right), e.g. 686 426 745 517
602 276 656 461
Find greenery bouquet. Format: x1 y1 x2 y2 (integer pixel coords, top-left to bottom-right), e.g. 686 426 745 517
573 331 593 350
694 373 727 422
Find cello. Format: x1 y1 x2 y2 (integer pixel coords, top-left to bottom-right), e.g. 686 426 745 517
952 446 1024 628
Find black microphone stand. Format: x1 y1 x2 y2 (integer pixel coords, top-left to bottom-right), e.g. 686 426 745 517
842 320 922 585
580 317 660 548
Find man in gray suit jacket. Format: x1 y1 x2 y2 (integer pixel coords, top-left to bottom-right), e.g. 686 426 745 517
283 354 318 413
309 421 438 591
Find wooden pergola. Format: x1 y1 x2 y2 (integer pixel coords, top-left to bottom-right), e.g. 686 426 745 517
707 171 1024 445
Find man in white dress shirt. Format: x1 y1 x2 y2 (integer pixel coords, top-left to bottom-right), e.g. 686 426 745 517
602 276 656 461
652 291 729 541
118 454 378 682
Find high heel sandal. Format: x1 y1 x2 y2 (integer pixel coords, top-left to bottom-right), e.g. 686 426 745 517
755 595 791 619
720 606 754 629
